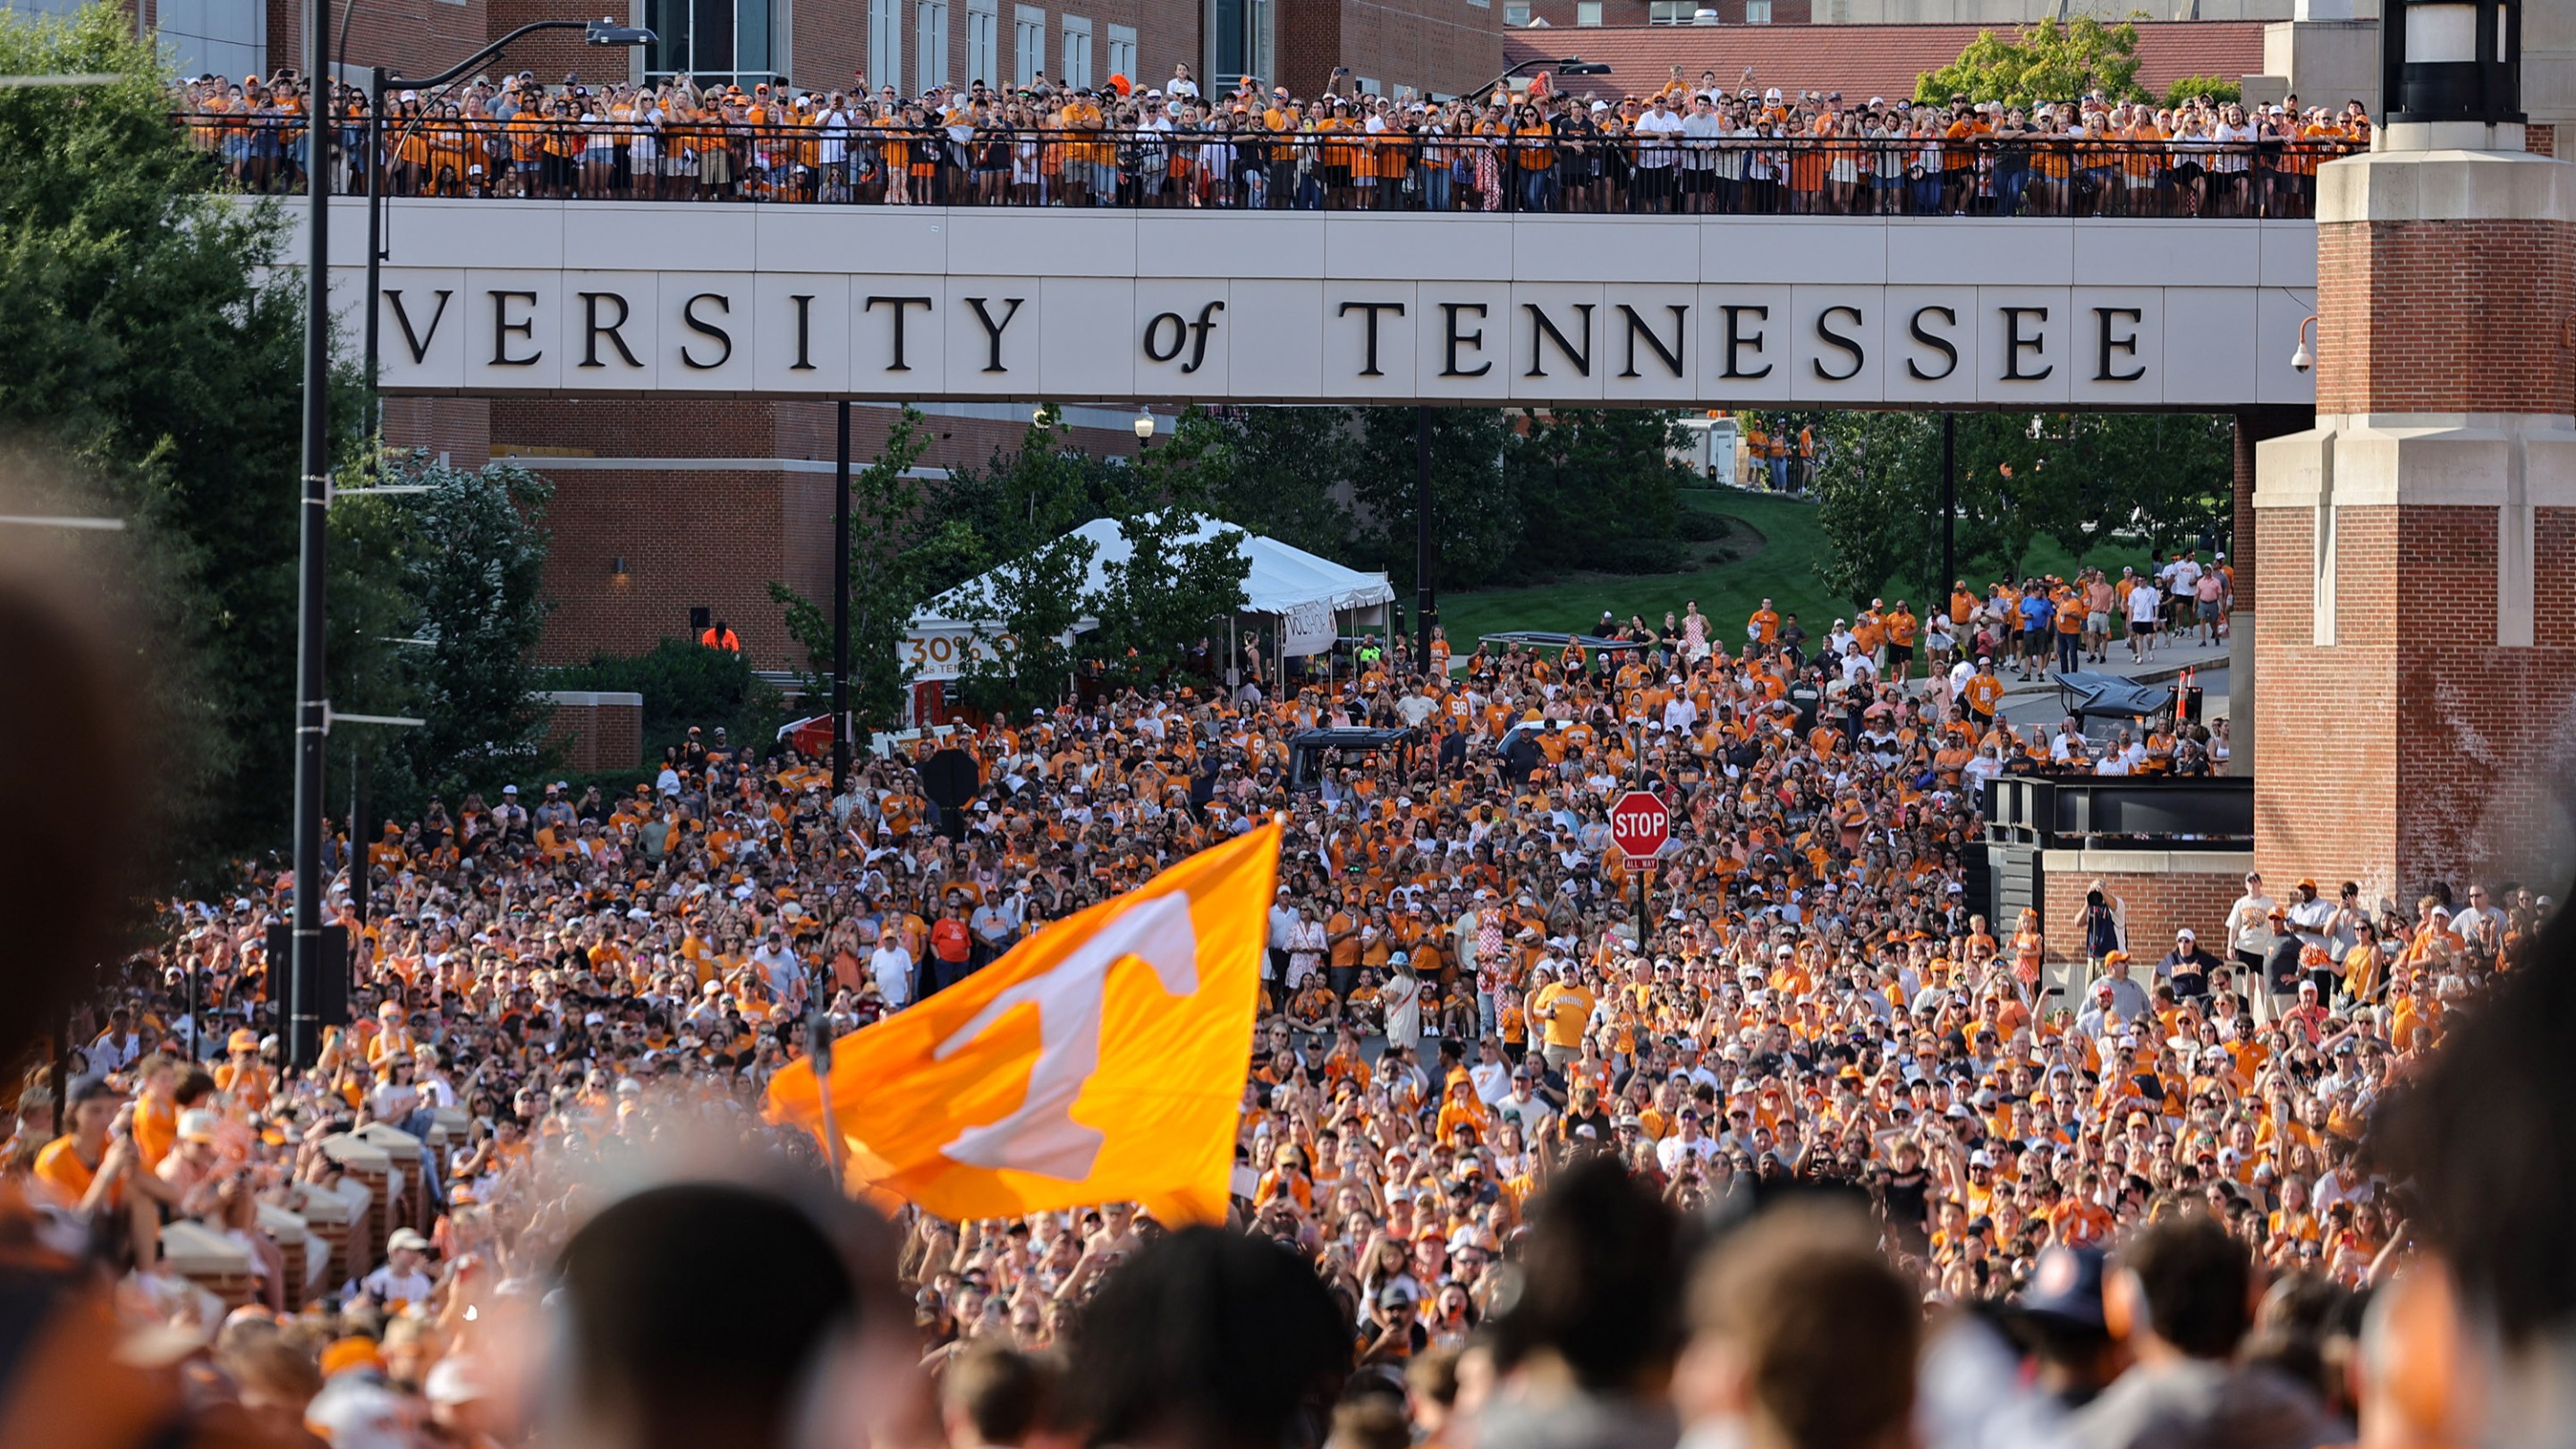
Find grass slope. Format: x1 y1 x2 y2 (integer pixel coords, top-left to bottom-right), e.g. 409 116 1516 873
1436 488 2148 649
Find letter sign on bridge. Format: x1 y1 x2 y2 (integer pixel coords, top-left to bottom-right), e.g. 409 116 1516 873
1610 791 1670 863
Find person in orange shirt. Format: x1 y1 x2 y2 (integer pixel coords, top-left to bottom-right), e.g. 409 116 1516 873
1883 600 1919 682
32 1076 131 1216
1748 597 1781 646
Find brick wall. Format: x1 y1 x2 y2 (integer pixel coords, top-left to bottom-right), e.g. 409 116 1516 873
1517 0 1808 29
537 465 794 663
268 0 495 89
545 691 644 770
2039 860 2248 968
384 396 494 469
2541 508 2576 649
1280 0 1499 100
494 398 1148 666
2315 219 2576 418
2250 504 2398 895
479 0 599 86
2254 500 2576 902
2229 409 2309 610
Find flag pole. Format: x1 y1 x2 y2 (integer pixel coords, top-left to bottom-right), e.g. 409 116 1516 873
807 1011 849 1192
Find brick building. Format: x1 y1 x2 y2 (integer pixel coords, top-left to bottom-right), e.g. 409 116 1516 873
85 0 1503 108
2251 115 2576 903
1499 21 2263 101
383 395 1159 667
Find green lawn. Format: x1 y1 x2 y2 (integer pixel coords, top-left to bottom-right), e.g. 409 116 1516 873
1436 488 2156 651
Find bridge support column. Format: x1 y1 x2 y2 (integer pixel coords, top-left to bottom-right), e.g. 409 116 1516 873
2252 127 2576 902
2228 407 2311 779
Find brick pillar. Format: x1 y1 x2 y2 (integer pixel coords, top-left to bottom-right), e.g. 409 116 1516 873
2228 408 2309 777
2252 129 2576 904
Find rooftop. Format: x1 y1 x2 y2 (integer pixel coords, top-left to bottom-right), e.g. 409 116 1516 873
1502 21 2271 106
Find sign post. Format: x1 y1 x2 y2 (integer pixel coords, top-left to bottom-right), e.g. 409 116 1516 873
1609 785 1669 955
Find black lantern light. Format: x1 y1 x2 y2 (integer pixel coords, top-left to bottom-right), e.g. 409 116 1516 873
2382 0 2522 125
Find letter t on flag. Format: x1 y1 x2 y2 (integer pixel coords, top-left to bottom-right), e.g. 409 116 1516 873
767 822 1279 1224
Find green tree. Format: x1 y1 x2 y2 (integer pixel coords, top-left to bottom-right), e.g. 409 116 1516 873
1502 410 1692 576
2162 74 2242 108
0 5 507 866
1086 507 1249 692
1190 406 1357 561
1915 18 2148 108
1811 412 1937 607
361 455 558 806
1344 408 1514 591
550 639 782 758
844 405 933 736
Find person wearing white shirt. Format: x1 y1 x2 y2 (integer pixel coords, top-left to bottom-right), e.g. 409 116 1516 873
88 1011 143 1072
1265 887 1300 986
1633 96 1686 211
1468 1038 1513 1106
1165 64 1200 101
2225 871 2279 989
2123 578 2162 660
1680 96 1724 211
1656 1109 1720 1174
2047 717 2092 767
870 937 917 1010
1661 688 1699 733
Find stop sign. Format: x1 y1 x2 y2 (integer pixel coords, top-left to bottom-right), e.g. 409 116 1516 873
1609 789 1670 860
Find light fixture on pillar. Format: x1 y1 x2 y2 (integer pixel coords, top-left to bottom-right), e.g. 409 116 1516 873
1132 411 1157 446
2291 315 2318 374
2383 0 2521 125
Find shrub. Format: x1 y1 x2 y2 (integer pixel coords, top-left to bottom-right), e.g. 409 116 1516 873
1589 537 1692 575
550 639 786 757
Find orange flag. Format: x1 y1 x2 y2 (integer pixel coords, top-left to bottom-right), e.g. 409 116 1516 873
767 821 1277 1224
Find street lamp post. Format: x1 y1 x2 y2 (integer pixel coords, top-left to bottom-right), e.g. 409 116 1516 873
289 0 335 1072
1467 55 1612 104
360 20 657 402
298 16 652 1072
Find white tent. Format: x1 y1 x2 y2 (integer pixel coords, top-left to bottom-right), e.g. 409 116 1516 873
903 515 1394 682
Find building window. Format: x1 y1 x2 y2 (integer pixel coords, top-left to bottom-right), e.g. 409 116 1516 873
1013 3 1044 84
967 0 997 87
1060 15 1091 89
1503 2 1529 21
1742 0 1771 17
1107 22 1136 86
917 0 949 89
1647 0 1691 19
869 0 903 92
647 0 782 83
1575 1 1601 21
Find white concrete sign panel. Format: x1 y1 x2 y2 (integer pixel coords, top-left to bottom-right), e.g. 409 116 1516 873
315 199 2320 409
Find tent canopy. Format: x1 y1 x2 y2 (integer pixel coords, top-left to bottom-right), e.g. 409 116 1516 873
905 514 1394 678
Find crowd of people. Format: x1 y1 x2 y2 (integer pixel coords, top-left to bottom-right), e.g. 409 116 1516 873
173 62 2366 216
0 520 2550 1449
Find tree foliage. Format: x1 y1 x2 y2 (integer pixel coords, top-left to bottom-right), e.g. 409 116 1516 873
1914 18 2148 109
1343 408 1516 591
1809 410 2234 607
0 5 558 872
1502 411 1692 576
360 455 558 809
2163 74 2242 108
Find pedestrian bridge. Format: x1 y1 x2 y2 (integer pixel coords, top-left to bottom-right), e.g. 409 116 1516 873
309 197 2320 410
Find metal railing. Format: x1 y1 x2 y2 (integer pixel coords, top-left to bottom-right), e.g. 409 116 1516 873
1985 774 2254 848
180 116 2360 218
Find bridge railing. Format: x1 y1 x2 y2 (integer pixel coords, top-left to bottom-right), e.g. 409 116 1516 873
179 116 2357 218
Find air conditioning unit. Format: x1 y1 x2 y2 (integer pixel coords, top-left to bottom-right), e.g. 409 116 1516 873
1691 6 1720 21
